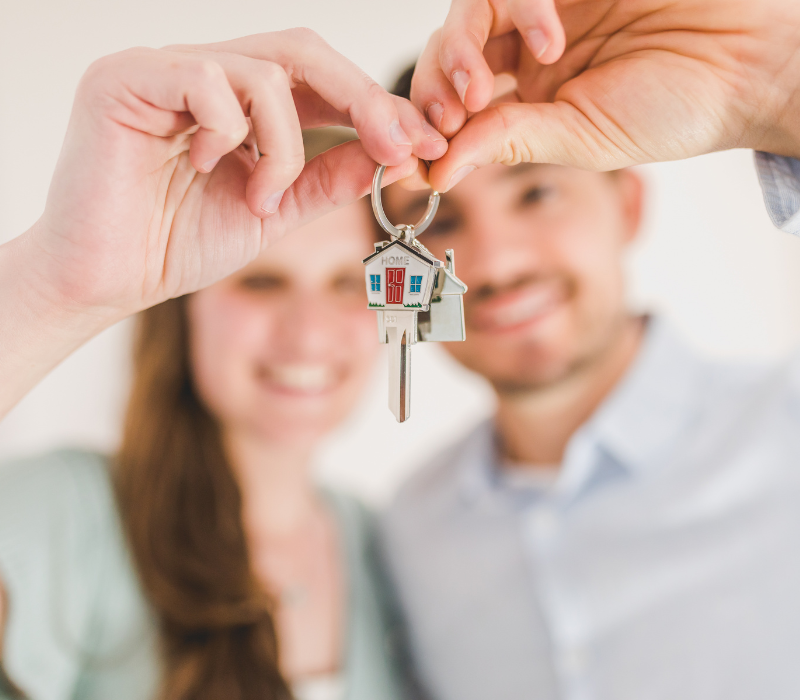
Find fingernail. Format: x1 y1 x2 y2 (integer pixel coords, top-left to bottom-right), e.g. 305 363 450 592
201 156 221 173
389 121 412 147
526 28 550 59
261 190 285 214
427 102 445 131
447 165 477 191
421 120 446 142
452 71 470 104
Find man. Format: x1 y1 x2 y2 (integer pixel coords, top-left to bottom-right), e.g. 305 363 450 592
380 71 800 700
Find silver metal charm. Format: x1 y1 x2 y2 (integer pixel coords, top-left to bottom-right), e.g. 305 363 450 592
364 164 468 422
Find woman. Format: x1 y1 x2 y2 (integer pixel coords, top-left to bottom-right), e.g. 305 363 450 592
0 129 411 700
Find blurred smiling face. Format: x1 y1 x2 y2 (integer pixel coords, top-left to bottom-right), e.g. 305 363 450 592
383 164 643 391
187 201 378 443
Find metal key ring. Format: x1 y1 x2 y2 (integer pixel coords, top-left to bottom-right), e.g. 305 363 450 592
371 164 440 240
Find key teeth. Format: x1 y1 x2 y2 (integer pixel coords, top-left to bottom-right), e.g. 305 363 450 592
387 321 412 422
394 329 410 422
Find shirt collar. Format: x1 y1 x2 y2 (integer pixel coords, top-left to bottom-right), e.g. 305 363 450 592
579 316 707 478
457 316 708 506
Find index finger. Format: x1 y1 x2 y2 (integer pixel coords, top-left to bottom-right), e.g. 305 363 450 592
197 30 445 167
435 0 566 112
437 0 500 113
260 140 420 248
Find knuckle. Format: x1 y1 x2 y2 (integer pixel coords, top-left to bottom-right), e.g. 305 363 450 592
263 146 305 182
231 120 251 146
365 79 388 102
81 49 128 85
256 60 288 87
283 26 324 47
285 148 306 178
187 57 227 87
161 43 189 53
78 47 148 97
495 108 533 165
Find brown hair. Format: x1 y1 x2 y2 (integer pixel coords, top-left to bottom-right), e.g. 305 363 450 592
115 128 360 700
116 296 292 700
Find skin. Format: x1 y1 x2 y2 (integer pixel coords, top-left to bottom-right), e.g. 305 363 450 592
384 163 644 464
0 32 445 419
411 0 800 191
8 5 800 418
190 201 380 679
0 202 379 679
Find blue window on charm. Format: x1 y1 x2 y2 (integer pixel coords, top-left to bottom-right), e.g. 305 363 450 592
370 274 381 292
410 275 422 293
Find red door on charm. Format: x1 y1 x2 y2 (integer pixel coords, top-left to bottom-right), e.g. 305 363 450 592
386 268 405 304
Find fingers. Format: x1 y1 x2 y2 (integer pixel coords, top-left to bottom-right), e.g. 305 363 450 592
195 30 446 166
198 51 306 217
261 140 419 247
437 0 500 114
396 160 435 191
426 102 636 192
410 29 469 139
244 64 303 216
85 48 249 174
244 62 304 216
410 1 520 137
507 0 566 66
412 0 567 135
392 95 448 162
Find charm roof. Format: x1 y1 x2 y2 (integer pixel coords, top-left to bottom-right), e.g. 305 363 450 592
362 238 443 267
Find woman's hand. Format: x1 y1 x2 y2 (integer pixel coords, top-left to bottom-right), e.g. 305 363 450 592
33 30 447 315
0 30 446 417
409 0 800 191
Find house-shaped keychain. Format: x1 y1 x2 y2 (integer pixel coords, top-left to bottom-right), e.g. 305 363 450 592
364 165 469 421
364 239 467 344
363 237 467 344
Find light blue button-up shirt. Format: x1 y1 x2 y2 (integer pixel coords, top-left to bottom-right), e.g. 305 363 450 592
381 155 800 700
382 318 800 700
755 152 800 235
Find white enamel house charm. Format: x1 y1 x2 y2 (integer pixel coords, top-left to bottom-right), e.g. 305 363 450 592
364 164 468 422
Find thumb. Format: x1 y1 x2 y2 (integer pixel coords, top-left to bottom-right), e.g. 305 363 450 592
427 102 638 191
507 0 566 66
259 140 419 247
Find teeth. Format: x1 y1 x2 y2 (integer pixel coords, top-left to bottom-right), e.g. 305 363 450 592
491 286 560 328
269 364 335 392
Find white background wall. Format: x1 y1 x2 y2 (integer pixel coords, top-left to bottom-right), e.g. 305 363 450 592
3 0 800 504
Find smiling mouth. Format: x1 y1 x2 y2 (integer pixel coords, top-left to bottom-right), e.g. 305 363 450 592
258 363 340 396
468 279 569 332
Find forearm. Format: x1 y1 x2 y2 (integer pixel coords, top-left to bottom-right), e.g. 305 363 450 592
0 228 119 420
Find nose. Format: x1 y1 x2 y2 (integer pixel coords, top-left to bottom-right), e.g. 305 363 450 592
459 212 543 295
274 293 341 360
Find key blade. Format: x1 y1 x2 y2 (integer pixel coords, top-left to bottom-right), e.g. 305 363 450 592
387 313 415 422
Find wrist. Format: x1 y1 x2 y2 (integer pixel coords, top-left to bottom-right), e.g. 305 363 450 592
0 226 121 418
751 101 800 160
747 42 800 158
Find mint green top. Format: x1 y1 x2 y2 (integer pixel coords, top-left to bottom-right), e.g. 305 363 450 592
0 450 408 700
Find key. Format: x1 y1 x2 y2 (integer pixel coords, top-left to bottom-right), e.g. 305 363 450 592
363 165 468 422
385 310 414 422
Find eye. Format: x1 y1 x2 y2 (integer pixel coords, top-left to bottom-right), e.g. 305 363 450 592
519 185 551 206
238 274 284 292
332 274 363 296
424 216 460 238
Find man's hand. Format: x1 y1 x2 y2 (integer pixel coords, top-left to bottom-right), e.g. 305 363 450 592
0 31 447 417
411 0 800 191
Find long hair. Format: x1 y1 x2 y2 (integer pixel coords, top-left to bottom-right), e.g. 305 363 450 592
114 128 362 700
115 297 293 700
